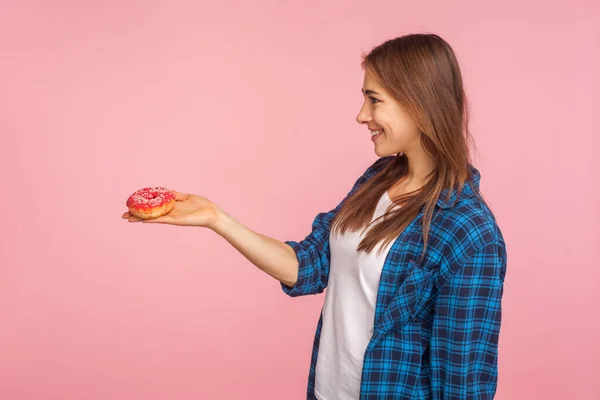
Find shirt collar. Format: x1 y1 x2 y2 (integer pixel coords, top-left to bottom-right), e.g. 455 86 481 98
436 164 481 209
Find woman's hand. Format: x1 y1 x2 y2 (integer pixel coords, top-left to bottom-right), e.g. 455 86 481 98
122 189 300 287
122 191 221 229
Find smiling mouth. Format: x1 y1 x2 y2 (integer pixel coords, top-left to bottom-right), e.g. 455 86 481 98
370 129 383 142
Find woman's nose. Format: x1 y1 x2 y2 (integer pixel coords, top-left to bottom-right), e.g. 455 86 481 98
356 104 371 124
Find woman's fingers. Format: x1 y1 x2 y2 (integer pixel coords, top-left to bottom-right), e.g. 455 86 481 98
172 191 188 201
122 211 142 222
142 214 175 224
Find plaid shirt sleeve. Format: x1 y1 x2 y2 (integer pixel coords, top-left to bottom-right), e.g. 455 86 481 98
430 239 507 399
281 157 391 297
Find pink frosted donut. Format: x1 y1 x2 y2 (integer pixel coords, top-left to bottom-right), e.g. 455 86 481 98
126 187 176 219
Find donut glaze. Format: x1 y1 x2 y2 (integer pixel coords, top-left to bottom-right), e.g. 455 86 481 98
126 187 176 219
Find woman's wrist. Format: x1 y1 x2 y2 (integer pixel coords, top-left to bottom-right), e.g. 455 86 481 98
210 207 229 234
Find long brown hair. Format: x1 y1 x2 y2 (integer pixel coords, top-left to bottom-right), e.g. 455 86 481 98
330 33 476 259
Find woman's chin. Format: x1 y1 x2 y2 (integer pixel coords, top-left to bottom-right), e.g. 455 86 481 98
374 145 399 158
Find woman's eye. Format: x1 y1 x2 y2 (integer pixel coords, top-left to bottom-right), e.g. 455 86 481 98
369 97 380 104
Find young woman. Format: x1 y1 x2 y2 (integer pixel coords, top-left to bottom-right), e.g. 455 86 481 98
123 33 507 399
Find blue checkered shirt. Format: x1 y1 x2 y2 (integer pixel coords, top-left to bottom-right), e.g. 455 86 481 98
282 156 507 399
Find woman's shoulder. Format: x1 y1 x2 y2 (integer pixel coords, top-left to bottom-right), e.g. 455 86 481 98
360 157 505 250
431 163 505 257
433 194 506 266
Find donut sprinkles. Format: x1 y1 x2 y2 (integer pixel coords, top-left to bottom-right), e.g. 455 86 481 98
126 187 176 219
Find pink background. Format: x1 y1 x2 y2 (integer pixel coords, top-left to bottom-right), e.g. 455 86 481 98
1 1 598 399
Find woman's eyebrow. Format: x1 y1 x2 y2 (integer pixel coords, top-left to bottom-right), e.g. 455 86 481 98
361 89 381 96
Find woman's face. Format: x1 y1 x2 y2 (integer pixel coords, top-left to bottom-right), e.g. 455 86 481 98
356 69 421 157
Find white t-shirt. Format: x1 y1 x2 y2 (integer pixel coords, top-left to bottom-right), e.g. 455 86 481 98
314 191 400 400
